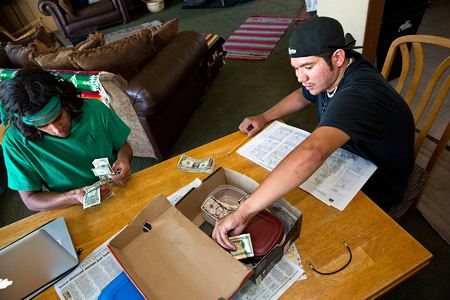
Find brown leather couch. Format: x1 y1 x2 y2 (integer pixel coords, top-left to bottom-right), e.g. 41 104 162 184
0 26 209 160
126 30 208 159
38 0 130 39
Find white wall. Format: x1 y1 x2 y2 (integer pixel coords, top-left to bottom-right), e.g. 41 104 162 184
317 0 370 52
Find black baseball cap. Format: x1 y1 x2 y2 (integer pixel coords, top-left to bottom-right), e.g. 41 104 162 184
288 16 360 58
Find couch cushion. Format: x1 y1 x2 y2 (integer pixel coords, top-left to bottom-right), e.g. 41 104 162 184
127 31 207 116
69 28 154 77
151 18 179 51
31 34 104 70
75 32 105 50
5 43 37 67
31 47 77 70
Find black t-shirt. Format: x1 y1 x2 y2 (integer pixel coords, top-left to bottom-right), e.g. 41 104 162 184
302 52 415 210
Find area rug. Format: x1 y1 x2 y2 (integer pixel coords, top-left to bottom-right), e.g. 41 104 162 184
104 20 162 44
223 15 293 60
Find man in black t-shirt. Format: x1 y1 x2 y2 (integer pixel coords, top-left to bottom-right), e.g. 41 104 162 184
212 16 415 250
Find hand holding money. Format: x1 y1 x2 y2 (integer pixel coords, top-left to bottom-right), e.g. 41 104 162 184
110 159 131 185
229 233 254 260
91 158 114 180
81 180 113 209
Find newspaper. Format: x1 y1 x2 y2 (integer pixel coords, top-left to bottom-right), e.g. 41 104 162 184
54 241 122 299
237 121 377 211
234 244 306 300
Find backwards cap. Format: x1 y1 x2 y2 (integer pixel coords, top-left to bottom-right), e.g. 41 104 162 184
288 16 360 58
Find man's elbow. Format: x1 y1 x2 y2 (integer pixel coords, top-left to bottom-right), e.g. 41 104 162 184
19 193 43 212
298 143 328 167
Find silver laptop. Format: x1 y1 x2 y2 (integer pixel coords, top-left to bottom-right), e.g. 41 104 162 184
0 217 79 299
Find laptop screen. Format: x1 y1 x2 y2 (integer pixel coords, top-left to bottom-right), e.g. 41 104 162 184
0 218 79 299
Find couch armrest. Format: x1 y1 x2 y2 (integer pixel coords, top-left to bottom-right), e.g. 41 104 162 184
126 31 207 117
39 0 66 17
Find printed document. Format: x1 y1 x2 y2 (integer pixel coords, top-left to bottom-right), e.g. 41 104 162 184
237 121 377 210
55 242 122 300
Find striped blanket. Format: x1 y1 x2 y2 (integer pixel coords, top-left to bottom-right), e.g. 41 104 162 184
224 15 293 60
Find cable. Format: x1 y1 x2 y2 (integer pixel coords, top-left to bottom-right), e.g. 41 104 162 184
308 240 352 275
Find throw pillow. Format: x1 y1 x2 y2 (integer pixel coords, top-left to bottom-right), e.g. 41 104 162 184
31 46 77 70
75 32 105 51
58 0 74 15
5 43 36 67
151 18 179 52
69 28 154 77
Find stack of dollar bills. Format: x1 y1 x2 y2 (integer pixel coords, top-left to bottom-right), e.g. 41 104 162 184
91 158 114 179
177 155 215 173
230 233 254 260
82 181 102 209
83 158 115 209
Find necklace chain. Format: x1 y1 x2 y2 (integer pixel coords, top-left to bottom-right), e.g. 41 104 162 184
326 57 353 99
322 57 353 114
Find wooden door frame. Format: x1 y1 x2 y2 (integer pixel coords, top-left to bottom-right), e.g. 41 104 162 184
362 0 385 64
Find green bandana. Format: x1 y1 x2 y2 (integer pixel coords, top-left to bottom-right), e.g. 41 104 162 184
22 96 62 126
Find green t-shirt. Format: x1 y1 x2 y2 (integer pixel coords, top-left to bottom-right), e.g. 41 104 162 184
2 99 131 192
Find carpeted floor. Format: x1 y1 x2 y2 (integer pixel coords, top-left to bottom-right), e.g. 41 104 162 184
0 0 448 298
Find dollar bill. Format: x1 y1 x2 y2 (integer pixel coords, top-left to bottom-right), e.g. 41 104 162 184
229 233 254 260
92 158 114 177
177 155 214 173
201 196 233 225
83 187 101 209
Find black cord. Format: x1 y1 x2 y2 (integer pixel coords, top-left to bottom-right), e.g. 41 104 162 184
308 241 352 275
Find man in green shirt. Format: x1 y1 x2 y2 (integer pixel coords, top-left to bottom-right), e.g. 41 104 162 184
0 66 133 211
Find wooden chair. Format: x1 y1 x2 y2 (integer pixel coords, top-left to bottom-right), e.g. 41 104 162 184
0 18 63 46
381 34 450 219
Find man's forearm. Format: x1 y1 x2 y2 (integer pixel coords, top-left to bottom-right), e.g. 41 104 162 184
263 89 310 122
116 142 133 163
239 126 350 219
19 189 82 211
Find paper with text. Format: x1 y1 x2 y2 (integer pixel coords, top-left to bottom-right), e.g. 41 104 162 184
237 121 377 210
54 243 122 300
234 244 306 299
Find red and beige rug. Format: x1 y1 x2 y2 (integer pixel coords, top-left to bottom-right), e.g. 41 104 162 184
223 15 293 60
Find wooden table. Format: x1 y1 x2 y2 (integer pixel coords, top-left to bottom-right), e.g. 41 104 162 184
0 131 432 299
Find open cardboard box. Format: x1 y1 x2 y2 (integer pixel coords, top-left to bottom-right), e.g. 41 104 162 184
109 168 302 299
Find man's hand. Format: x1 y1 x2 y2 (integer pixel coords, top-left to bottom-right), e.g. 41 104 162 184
73 188 85 204
99 182 113 199
109 159 131 185
212 208 250 250
239 114 267 136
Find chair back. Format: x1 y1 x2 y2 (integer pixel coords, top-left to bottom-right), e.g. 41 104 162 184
381 34 450 169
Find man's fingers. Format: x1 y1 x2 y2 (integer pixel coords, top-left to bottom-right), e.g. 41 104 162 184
247 127 260 136
216 229 235 250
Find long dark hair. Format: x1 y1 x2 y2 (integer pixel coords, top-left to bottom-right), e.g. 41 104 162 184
0 66 84 140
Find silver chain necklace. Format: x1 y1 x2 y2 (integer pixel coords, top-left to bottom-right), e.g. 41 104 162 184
321 57 353 115
326 57 353 99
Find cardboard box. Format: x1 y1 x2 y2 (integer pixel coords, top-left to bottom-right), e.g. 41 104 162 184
109 168 302 298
